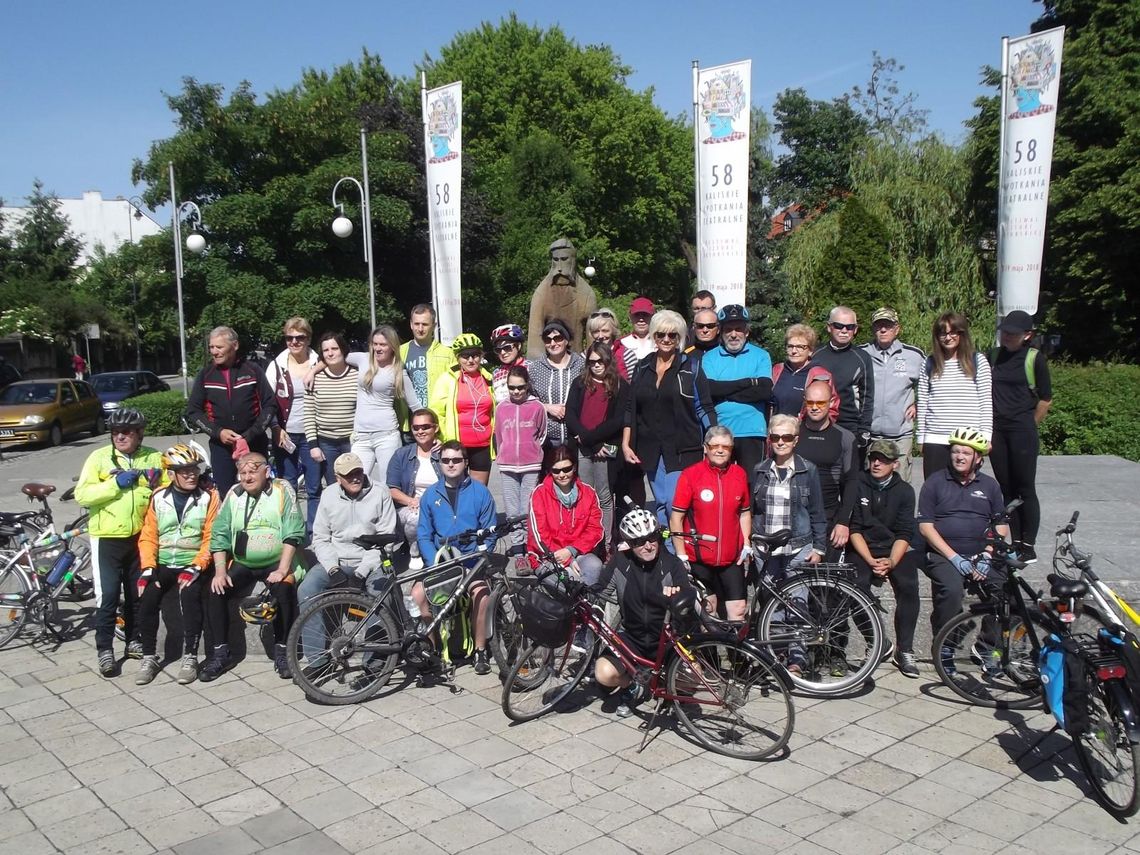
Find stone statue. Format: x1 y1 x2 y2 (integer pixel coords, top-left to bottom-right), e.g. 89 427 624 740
526 238 598 358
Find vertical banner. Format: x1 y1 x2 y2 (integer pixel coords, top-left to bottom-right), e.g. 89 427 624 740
694 60 751 307
997 27 1064 317
423 80 463 343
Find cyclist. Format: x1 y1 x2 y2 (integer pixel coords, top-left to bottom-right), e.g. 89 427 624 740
489 323 527 403
592 508 695 717
202 452 305 682
75 407 166 677
135 443 219 686
415 440 498 674
526 446 605 585
917 427 1009 636
669 426 751 622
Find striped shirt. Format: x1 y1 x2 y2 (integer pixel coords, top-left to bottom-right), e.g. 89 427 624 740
917 354 993 444
304 364 359 443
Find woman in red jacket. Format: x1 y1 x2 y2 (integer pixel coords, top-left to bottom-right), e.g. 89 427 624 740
526 446 605 585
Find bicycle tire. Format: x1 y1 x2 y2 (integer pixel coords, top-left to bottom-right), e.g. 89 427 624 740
1073 678 1140 818
0 559 31 648
488 583 525 677
286 591 401 705
755 574 884 696
667 637 794 761
931 607 1043 709
501 628 596 722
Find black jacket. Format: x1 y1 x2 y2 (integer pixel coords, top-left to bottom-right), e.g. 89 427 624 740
811 343 875 440
625 352 705 474
850 470 916 555
565 376 631 457
594 549 694 654
187 357 275 441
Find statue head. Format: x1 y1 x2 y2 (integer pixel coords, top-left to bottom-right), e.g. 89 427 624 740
548 238 577 286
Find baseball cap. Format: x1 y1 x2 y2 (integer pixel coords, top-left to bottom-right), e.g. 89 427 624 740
717 304 750 323
866 439 902 460
334 453 366 476
998 310 1035 333
629 296 655 316
871 307 899 325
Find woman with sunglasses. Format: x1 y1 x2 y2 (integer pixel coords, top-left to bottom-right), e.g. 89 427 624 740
916 312 992 478
264 317 320 530
587 309 632 380
770 323 838 420
526 446 605 586
528 319 585 467
489 323 527 403
622 309 706 530
386 408 443 570
565 342 630 553
430 333 496 485
493 365 546 556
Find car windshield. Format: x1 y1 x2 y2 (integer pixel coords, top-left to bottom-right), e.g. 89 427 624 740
0 384 57 405
93 375 137 392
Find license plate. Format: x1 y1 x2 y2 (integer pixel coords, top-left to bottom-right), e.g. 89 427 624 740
0 430 14 437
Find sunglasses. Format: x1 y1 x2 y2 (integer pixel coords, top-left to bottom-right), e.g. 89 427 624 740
938 330 962 339
284 334 308 342
628 534 657 548
830 322 857 331
507 384 529 392
440 457 466 465
111 428 140 436
239 463 267 473
543 333 566 343
587 358 604 365
411 424 436 432
550 465 575 475
458 350 482 359
695 322 719 331
770 433 797 444
868 454 894 464
706 443 733 452
494 342 518 352
654 331 679 341
804 398 830 407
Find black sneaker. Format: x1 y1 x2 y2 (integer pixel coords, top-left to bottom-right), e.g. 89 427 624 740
199 649 231 683
473 648 491 676
1019 543 1038 564
274 644 292 680
97 649 117 678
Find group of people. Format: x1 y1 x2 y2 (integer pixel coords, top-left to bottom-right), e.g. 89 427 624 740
74 291 1051 703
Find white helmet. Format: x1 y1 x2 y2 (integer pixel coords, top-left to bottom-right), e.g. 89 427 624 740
619 508 659 541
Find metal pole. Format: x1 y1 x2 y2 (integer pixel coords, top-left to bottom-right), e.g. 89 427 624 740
360 127 377 331
169 162 189 398
692 59 701 292
127 200 142 370
421 71 441 340
995 36 1010 344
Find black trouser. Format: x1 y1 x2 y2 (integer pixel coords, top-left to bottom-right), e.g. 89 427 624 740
990 419 1041 546
922 444 952 479
851 551 920 653
137 566 205 657
734 437 766 488
209 433 269 498
206 561 296 650
92 535 141 652
925 553 1007 634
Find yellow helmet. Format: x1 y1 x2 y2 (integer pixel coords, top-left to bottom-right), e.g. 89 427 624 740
450 333 483 355
949 427 988 453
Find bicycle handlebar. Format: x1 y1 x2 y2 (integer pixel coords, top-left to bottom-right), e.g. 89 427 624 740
449 514 528 547
663 528 717 543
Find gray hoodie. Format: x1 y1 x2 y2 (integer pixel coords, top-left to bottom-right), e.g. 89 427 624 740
311 478 396 577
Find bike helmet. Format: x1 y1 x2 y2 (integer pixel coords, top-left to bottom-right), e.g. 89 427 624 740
106 407 147 431
450 332 483 355
490 324 523 345
619 508 659 541
162 442 206 470
948 427 989 453
239 591 278 625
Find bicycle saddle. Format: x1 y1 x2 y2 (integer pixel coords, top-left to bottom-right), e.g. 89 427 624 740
354 533 401 549
752 528 792 548
21 483 55 499
1048 573 1088 600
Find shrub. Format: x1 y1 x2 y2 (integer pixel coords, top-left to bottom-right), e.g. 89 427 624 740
130 390 189 436
1039 362 1140 461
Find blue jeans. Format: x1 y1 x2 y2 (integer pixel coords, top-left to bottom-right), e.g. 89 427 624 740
650 456 682 531
274 431 322 538
317 437 353 486
297 564 392 662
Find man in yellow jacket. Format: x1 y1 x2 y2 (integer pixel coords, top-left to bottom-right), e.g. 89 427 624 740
74 408 166 677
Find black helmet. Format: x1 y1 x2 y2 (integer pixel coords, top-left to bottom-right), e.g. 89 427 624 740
239 591 278 625
107 407 147 431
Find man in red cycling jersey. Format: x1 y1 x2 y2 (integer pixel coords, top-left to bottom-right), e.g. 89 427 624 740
669 426 752 622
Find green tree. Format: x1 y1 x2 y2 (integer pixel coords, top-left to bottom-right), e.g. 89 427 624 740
849 52 930 143
770 89 870 208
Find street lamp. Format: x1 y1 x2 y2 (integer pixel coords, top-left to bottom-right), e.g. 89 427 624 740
168 162 207 398
126 196 147 370
330 127 377 330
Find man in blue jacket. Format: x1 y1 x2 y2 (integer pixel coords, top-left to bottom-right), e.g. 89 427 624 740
695 305 773 482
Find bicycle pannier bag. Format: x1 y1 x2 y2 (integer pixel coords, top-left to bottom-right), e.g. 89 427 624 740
1039 633 1090 733
517 585 575 647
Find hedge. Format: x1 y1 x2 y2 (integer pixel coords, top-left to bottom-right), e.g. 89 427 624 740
1040 362 1140 461
129 390 189 436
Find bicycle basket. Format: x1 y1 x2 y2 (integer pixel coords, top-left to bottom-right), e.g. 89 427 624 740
517 584 576 648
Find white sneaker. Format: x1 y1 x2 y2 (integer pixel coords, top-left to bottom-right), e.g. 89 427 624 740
408 556 424 570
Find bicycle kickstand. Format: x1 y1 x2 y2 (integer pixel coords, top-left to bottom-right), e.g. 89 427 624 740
636 698 670 754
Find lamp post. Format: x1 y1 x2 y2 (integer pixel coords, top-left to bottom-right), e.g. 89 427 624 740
126 196 146 370
330 128 377 330
168 162 207 397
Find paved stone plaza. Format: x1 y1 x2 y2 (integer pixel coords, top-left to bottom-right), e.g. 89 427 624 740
3 437 1140 853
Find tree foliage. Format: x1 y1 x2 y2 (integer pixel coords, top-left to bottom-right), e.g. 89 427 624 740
849 52 930 144
770 89 870 208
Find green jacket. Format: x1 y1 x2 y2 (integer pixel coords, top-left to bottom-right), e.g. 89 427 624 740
210 479 305 571
75 443 167 538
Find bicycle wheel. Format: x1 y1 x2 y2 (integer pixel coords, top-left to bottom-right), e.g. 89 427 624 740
488 583 525 677
755 575 884 696
668 637 794 761
501 627 596 722
0 559 31 648
1073 679 1140 818
931 607 1043 709
286 591 401 705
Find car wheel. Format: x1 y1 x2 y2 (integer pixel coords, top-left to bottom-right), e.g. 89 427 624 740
92 415 106 436
48 423 63 447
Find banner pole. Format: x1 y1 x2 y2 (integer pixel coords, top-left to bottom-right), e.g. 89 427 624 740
995 36 1010 343
421 70 441 339
692 59 701 292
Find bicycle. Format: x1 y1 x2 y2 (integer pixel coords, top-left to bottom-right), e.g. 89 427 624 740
0 523 91 647
285 516 526 704
501 566 795 761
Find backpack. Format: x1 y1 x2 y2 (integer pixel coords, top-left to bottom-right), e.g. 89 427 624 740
1039 633 1090 734
987 347 1039 396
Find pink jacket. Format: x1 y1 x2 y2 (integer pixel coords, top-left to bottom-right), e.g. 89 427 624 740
493 396 547 473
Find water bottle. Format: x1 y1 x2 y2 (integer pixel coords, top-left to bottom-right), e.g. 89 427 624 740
404 593 418 618
46 550 76 587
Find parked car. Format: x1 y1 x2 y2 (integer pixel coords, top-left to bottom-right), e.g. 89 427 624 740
90 371 170 413
0 361 20 393
0 379 104 447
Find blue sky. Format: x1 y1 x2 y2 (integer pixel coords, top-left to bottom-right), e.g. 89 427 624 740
0 0 1043 206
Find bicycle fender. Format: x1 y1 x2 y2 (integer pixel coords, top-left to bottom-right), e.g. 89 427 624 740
1105 679 1140 744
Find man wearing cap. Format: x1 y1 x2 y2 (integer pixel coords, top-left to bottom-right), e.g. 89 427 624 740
848 439 921 677
621 297 657 364
527 318 586 464
812 306 876 453
860 307 924 481
295 452 397 670
695 304 773 479
989 310 1052 562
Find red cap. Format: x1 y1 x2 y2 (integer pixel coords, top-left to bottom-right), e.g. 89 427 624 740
629 297 655 316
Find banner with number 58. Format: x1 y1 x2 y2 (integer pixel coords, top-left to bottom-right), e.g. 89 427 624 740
694 59 751 307
423 80 463 343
